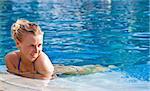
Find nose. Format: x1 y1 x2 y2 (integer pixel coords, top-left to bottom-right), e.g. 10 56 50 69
34 46 39 53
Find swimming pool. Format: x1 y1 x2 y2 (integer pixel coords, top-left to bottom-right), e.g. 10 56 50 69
0 0 149 91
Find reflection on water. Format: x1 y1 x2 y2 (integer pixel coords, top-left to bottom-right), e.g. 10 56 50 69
0 0 149 83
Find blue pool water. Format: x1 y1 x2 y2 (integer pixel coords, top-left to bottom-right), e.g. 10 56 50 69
0 0 149 89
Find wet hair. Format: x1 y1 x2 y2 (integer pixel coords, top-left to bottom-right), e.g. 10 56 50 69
11 19 43 42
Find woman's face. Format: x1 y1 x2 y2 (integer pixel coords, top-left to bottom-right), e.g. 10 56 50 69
17 33 43 62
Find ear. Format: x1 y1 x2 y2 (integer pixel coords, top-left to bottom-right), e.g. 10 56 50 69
16 39 21 49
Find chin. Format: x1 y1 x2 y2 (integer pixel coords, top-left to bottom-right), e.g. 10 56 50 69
27 57 33 62
29 56 37 62
29 53 39 61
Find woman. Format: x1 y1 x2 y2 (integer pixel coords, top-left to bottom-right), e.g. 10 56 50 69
5 19 110 80
5 19 54 79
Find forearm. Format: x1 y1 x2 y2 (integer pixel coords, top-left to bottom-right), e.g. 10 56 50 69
19 72 51 80
7 69 52 80
7 69 21 76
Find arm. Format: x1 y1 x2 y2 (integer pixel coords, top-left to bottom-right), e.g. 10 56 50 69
7 68 52 80
5 53 19 75
33 52 54 79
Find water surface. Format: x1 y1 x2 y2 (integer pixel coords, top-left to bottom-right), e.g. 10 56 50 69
0 0 149 90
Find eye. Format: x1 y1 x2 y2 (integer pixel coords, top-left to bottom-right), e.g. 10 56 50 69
38 44 42 47
30 44 35 47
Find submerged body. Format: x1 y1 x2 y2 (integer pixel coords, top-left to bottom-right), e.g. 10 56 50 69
54 64 109 75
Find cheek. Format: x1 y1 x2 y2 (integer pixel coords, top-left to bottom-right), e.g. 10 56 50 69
20 46 32 54
39 46 43 50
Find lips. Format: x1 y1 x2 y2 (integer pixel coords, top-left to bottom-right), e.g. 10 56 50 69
32 54 37 57
31 53 38 58
31 51 40 59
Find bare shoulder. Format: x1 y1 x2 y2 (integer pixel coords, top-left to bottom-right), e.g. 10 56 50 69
36 51 51 64
5 50 19 62
5 50 20 69
35 51 54 75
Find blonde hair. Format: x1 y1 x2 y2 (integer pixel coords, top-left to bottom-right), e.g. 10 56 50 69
11 19 43 41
